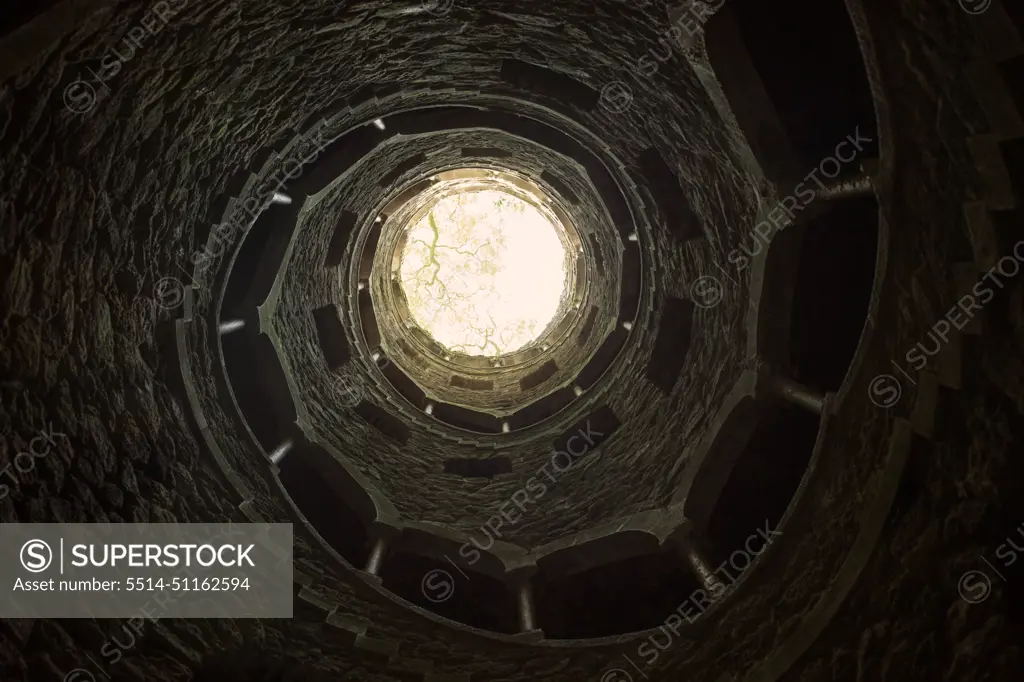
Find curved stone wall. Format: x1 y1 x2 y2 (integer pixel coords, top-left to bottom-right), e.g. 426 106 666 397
1 0 1022 680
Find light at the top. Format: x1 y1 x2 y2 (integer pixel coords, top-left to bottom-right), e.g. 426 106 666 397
399 190 567 356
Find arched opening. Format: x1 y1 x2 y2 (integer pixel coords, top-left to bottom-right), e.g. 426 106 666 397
379 553 518 634
277 445 371 569
706 403 820 552
535 551 702 638
788 196 879 391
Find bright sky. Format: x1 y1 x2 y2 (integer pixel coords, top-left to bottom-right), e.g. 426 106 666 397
399 189 567 356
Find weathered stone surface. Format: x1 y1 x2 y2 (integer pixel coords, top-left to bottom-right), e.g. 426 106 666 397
1 0 1022 680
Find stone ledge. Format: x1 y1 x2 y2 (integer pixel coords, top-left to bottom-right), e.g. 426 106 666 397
326 610 369 637
295 586 339 615
293 568 315 587
358 571 384 585
352 633 400 658
238 499 265 522
509 629 544 643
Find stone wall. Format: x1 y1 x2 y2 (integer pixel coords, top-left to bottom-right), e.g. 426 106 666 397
1 0 1021 680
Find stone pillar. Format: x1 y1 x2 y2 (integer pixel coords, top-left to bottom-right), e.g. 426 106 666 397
676 530 727 596
769 375 825 415
269 439 292 465
364 537 388 576
817 168 875 200
362 521 402 583
218 319 246 334
506 565 543 639
516 578 537 633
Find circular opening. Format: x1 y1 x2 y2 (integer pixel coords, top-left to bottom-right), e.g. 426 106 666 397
398 189 568 356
